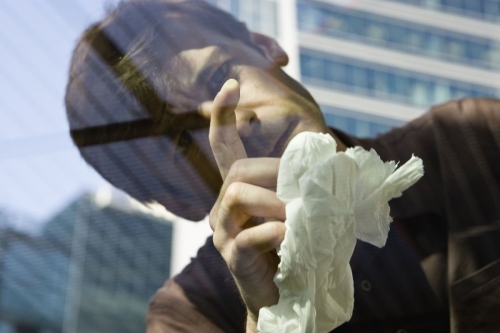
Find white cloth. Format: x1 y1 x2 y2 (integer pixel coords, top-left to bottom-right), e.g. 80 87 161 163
257 132 424 333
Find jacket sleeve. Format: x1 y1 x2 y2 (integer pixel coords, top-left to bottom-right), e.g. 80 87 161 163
146 278 224 333
431 98 500 333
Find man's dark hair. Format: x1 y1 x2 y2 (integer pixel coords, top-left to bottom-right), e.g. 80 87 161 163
65 0 257 216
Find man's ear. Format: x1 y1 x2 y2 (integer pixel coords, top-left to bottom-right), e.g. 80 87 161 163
249 32 289 67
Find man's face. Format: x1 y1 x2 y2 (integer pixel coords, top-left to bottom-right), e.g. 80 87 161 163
159 19 330 220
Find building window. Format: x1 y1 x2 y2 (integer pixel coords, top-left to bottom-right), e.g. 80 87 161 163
209 0 278 38
321 105 402 138
300 49 498 108
297 1 500 70
388 0 500 23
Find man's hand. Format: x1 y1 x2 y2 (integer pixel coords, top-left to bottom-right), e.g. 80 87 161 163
206 79 286 331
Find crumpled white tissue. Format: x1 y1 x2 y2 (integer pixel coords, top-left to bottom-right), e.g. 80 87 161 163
257 132 424 333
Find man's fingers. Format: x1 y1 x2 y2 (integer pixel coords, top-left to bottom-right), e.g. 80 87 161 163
209 79 247 179
223 182 286 223
214 182 286 235
232 222 286 266
215 221 285 273
222 157 280 194
209 158 281 230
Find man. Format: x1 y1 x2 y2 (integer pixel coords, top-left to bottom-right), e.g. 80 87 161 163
65 0 500 332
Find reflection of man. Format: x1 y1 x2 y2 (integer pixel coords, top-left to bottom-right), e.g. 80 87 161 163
65 0 500 332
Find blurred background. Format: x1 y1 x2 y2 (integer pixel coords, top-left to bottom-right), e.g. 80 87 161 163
0 0 499 332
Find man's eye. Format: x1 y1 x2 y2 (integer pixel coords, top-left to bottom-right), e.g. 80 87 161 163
208 62 229 97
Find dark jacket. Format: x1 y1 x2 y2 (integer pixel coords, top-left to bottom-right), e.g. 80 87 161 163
147 98 500 333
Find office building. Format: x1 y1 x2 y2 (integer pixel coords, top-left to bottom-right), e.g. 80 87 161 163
0 194 173 333
208 0 500 137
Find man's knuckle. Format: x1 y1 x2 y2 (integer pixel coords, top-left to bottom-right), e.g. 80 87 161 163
224 182 246 206
234 232 253 254
227 159 246 182
267 223 282 240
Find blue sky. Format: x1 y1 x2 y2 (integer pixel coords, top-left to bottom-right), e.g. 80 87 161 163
0 0 122 231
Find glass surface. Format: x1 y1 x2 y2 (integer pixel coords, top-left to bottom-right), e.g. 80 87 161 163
1 0 500 332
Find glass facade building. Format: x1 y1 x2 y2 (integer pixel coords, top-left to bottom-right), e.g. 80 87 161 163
0 195 173 333
389 0 500 23
208 0 500 138
293 0 500 136
298 1 500 70
301 49 495 107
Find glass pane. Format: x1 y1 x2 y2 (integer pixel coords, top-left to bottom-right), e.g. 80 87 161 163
485 0 500 16
389 25 406 45
464 0 482 13
252 0 262 32
407 29 425 49
467 41 485 61
451 86 470 99
352 66 369 89
367 21 386 41
373 71 390 96
349 15 366 36
298 4 318 31
325 12 346 34
434 82 451 103
425 33 445 56
300 54 314 77
355 120 371 137
326 61 347 83
447 37 466 58
217 0 232 13
334 115 350 132
411 79 431 106
393 74 410 96
423 0 441 9
301 54 324 80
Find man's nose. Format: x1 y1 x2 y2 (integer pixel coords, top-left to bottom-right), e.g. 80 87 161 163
235 108 258 137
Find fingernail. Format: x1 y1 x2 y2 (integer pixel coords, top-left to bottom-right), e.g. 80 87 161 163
222 79 238 91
